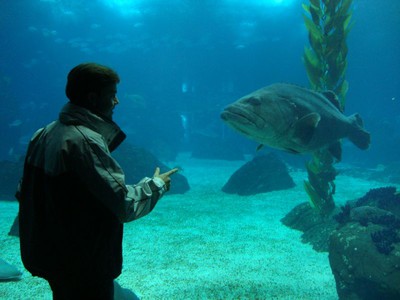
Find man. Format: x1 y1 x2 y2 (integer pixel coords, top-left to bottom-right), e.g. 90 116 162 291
17 62 178 299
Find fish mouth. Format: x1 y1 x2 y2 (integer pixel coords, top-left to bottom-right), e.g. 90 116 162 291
221 106 262 128
221 108 270 143
220 108 261 138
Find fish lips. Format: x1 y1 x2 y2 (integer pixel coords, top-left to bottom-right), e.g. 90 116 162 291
221 108 271 144
221 106 262 128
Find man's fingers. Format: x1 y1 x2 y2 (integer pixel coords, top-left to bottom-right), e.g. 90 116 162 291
166 168 180 176
153 167 160 177
154 167 179 180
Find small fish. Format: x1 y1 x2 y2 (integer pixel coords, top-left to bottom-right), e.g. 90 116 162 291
8 119 22 127
221 83 370 161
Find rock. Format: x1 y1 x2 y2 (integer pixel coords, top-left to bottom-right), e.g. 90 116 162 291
114 281 140 300
8 214 19 237
282 186 400 298
0 258 22 281
222 152 295 195
281 202 339 252
350 206 396 226
113 143 190 194
329 189 400 299
329 221 400 299
281 187 400 253
355 186 400 218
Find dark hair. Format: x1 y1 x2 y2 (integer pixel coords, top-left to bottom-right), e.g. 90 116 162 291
65 63 120 104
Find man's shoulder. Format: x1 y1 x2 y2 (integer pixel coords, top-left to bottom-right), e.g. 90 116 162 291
68 124 108 151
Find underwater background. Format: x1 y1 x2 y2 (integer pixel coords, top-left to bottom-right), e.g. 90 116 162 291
1 0 400 299
0 0 399 165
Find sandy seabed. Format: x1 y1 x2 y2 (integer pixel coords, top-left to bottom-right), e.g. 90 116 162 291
0 153 393 300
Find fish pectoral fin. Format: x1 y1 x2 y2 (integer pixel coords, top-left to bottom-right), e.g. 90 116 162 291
292 113 320 145
321 91 343 112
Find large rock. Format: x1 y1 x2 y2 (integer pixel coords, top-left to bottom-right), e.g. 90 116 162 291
281 187 400 252
0 258 22 281
281 202 339 252
329 214 400 299
328 188 400 299
222 153 295 195
282 187 400 299
113 143 190 194
354 186 400 218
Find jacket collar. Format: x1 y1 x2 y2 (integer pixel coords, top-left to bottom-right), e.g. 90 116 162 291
59 102 126 152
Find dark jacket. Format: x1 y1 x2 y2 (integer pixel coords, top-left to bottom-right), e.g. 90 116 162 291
18 102 166 281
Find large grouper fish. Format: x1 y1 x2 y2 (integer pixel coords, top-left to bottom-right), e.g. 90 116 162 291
221 83 370 161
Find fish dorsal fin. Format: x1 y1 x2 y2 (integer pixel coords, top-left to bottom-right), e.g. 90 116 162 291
293 113 321 145
321 91 343 112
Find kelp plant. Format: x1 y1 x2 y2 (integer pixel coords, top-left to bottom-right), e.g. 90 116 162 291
302 0 354 215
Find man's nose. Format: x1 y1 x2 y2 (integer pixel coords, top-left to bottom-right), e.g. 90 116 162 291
114 97 119 105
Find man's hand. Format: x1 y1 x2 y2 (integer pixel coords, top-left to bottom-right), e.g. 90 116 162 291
153 167 179 191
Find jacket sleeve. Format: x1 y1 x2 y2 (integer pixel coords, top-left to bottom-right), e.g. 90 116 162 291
72 126 167 223
125 176 167 221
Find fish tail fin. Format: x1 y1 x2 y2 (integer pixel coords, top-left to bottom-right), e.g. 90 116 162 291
348 113 370 150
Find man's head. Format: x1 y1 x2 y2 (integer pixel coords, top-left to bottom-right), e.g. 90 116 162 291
66 63 120 119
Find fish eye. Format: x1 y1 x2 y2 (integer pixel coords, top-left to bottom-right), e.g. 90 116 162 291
247 97 261 105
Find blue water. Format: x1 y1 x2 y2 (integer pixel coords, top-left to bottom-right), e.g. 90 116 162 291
1 0 398 165
0 1 399 297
